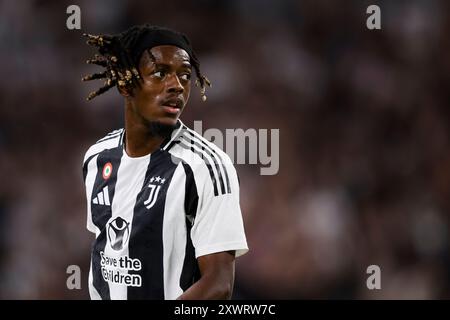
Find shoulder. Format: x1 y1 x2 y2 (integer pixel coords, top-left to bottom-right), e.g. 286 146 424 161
165 123 234 170
83 128 125 166
165 123 238 195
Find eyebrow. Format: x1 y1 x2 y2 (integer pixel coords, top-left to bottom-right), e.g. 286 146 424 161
153 61 192 70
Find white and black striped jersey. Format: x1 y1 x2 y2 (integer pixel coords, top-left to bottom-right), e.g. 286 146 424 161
82 120 248 300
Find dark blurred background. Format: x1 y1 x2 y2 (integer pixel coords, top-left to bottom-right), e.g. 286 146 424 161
0 0 449 299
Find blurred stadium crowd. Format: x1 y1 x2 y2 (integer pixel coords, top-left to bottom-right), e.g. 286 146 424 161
0 0 449 299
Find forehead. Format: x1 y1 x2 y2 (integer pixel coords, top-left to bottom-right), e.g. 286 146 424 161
140 45 190 67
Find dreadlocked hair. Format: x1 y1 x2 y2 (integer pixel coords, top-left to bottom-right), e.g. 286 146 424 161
82 24 211 101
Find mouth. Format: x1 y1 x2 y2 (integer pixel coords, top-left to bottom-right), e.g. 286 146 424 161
161 97 183 115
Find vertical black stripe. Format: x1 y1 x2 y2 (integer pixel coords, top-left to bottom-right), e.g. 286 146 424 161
119 129 125 146
182 162 198 221
127 150 179 299
90 146 123 300
180 162 200 290
83 153 98 183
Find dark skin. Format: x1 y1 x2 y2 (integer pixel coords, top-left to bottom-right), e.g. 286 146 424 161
119 45 236 300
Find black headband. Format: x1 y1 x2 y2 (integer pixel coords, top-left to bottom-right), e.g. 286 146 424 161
130 28 195 66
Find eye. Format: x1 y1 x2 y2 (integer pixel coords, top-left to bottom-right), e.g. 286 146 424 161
179 73 191 81
153 71 165 79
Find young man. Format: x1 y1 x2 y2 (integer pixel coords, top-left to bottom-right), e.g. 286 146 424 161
81 25 248 300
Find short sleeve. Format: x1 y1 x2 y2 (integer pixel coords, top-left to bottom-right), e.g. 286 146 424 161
190 157 249 258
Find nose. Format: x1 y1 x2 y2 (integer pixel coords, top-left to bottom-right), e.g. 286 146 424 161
166 73 184 94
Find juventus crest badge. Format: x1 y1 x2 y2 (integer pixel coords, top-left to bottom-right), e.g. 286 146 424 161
144 176 166 209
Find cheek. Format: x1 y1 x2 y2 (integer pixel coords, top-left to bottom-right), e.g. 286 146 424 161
183 85 191 100
137 80 162 102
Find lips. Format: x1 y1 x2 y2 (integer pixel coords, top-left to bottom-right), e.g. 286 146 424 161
161 97 183 109
161 97 183 115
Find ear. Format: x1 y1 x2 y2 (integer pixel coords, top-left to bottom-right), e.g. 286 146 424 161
117 85 132 98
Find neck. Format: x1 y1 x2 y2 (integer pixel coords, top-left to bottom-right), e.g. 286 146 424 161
124 103 166 158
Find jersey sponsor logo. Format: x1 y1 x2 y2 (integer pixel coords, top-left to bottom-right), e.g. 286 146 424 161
92 186 110 206
100 251 142 287
107 216 130 251
144 176 166 210
102 162 113 180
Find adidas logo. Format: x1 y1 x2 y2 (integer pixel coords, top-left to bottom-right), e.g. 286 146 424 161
93 186 110 206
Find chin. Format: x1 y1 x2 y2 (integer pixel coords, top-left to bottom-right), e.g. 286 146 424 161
159 116 179 126
148 119 178 138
